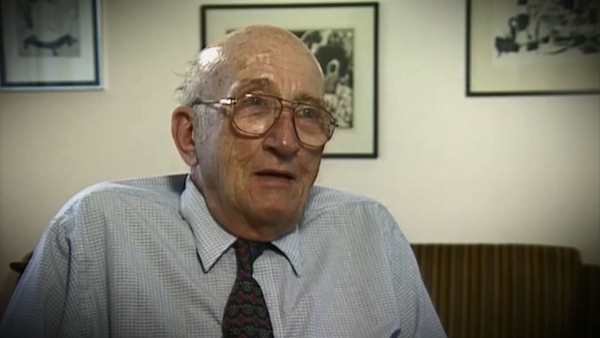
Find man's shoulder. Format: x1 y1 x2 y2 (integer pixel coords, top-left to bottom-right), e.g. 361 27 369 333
303 185 397 229
308 185 378 208
53 174 187 222
306 185 381 209
301 185 413 259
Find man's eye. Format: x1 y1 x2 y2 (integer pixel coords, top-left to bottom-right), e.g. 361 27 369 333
299 108 319 119
248 96 266 106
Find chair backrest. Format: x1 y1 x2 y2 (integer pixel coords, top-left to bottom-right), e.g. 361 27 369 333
577 263 600 338
410 244 582 338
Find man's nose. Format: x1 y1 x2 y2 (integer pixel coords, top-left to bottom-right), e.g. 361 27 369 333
262 108 300 158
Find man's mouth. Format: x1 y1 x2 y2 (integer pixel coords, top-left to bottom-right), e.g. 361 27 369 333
254 169 295 181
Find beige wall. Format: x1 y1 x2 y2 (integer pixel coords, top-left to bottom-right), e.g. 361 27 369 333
1 0 598 316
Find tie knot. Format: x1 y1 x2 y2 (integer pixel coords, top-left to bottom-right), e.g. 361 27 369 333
233 239 269 272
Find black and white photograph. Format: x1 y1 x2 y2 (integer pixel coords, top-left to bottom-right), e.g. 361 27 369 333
493 0 599 59
16 0 81 58
467 0 600 96
201 3 378 158
0 0 102 90
291 29 354 129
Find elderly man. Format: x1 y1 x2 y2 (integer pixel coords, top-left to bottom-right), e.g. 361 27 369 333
0 25 446 338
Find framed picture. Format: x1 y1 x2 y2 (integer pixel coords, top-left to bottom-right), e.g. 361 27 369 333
0 0 102 91
467 0 600 96
201 2 379 159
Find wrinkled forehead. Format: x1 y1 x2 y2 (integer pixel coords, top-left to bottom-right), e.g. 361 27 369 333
201 38 324 103
230 50 323 98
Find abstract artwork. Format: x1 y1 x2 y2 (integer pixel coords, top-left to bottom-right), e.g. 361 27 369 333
0 0 102 90
467 0 599 96
17 0 81 57
493 0 599 57
291 29 355 129
202 3 379 158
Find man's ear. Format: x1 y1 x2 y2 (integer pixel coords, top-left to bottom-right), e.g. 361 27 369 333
171 106 198 166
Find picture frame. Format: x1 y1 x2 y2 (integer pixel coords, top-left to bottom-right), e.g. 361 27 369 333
466 0 600 96
201 2 379 159
0 0 102 91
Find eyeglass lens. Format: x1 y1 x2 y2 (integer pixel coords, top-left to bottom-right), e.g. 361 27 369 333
232 95 333 147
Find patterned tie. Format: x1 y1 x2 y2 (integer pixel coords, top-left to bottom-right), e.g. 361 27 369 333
222 239 274 338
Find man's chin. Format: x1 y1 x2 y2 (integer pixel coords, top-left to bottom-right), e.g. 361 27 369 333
248 203 299 229
246 189 304 227
254 204 293 220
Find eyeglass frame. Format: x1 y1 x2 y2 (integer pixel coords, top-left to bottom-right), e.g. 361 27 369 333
189 93 338 148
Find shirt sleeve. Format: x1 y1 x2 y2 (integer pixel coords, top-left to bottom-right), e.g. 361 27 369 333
0 212 85 338
378 204 448 338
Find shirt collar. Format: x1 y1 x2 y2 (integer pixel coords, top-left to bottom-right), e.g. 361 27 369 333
179 175 302 276
272 225 303 277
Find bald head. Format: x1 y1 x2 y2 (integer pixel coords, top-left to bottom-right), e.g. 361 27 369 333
210 25 322 74
209 25 312 51
176 25 324 108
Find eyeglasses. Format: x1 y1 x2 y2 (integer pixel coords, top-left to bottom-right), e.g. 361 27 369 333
191 93 337 147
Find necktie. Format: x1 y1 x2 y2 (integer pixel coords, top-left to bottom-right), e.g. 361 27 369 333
222 239 274 338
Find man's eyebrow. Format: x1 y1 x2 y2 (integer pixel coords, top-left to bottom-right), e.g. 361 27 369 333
232 78 279 95
232 79 325 107
294 92 325 108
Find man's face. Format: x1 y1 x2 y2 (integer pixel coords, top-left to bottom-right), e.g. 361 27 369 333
195 36 326 235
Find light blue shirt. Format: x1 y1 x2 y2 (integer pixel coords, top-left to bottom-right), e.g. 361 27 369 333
0 174 446 338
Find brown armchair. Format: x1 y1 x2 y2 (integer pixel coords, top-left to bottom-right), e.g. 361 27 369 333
411 244 600 338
